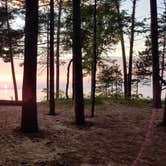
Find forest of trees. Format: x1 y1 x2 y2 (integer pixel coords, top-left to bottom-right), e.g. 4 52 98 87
0 0 165 132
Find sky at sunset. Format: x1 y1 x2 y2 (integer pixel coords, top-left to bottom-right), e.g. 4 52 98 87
0 58 91 100
0 0 165 100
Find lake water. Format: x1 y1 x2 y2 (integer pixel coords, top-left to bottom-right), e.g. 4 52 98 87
0 88 44 101
0 83 164 102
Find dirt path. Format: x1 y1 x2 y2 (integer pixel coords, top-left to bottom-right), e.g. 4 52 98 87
0 103 166 166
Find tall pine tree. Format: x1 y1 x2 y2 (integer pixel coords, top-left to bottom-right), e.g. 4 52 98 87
72 0 85 125
150 0 161 108
21 0 38 132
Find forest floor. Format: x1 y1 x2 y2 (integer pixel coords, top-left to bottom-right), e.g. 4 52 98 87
0 101 166 166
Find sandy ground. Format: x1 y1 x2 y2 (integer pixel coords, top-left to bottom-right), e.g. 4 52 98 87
0 102 166 166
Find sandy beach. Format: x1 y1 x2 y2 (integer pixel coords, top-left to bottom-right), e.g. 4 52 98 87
0 102 166 166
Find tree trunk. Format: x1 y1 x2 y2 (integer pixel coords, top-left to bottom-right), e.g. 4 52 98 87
10 48 18 100
66 59 73 99
150 0 161 108
161 12 166 123
161 33 166 81
127 0 136 98
160 31 166 98
21 0 38 132
163 95 166 125
5 0 18 101
115 72 118 98
91 0 97 117
49 0 55 115
136 79 139 97
115 0 128 98
56 0 62 99
160 7 166 96
46 12 50 101
72 61 75 100
72 0 85 125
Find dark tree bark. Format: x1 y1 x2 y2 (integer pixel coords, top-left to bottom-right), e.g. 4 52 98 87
150 0 161 108
91 0 97 117
115 0 128 98
5 0 18 101
21 0 38 132
72 0 85 125
46 11 50 101
115 71 118 98
160 3 166 124
127 0 136 98
66 59 73 99
161 33 166 80
160 5 166 95
163 95 166 125
72 62 75 100
56 0 62 99
49 0 55 115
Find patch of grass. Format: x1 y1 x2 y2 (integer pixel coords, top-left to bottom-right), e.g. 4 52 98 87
40 98 73 105
84 97 105 105
56 98 73 105
108 97 152 107
40 97 105 106
39 96 152 108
